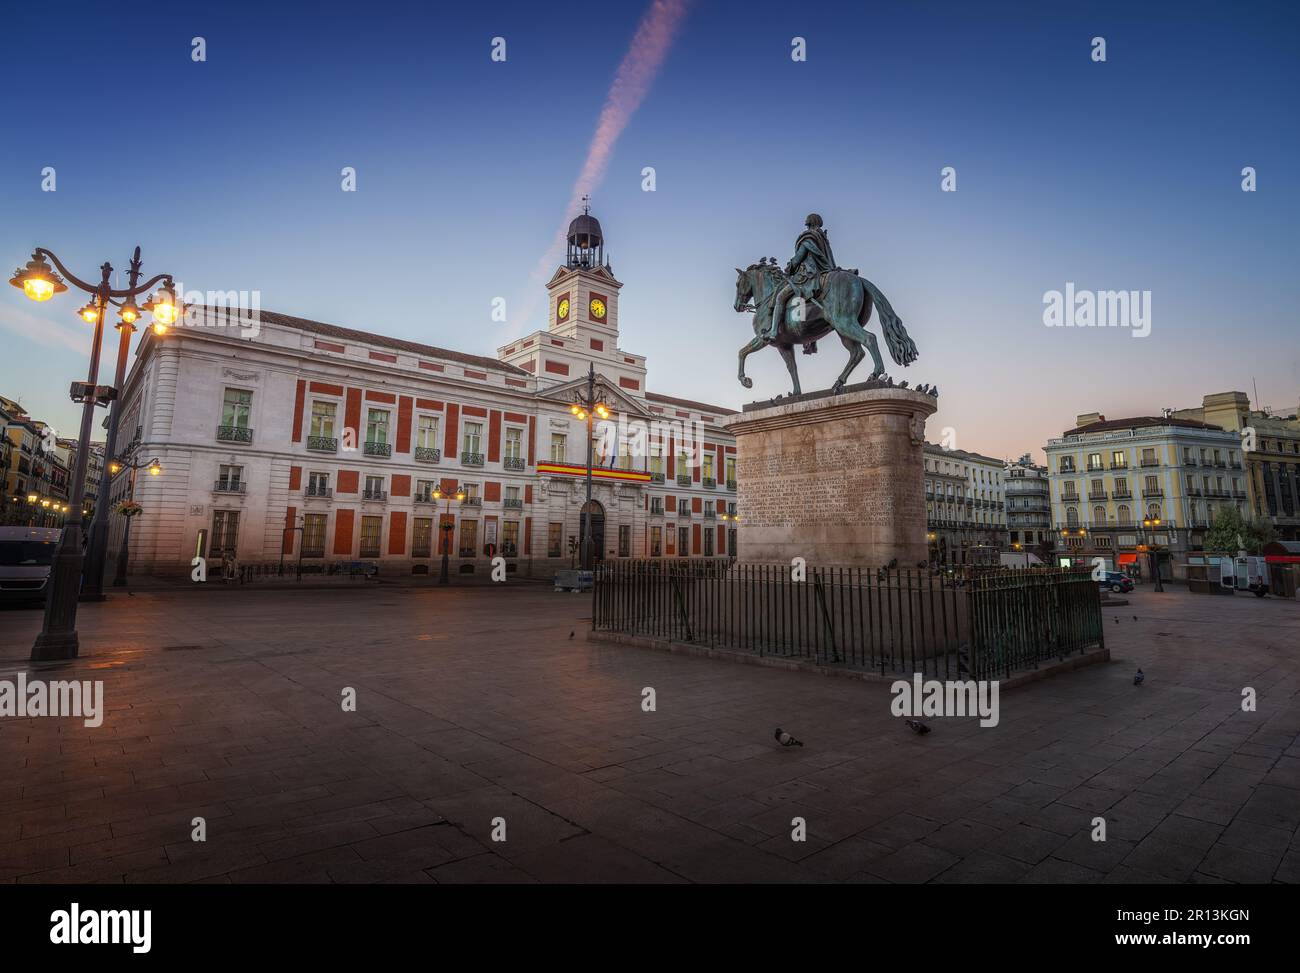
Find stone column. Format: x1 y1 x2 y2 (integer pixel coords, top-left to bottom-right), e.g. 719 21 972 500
720 387 938 568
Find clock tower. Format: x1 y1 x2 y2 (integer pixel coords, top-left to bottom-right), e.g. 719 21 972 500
546 199 622 343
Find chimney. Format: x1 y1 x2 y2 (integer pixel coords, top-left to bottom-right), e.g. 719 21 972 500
1075 412 1104 427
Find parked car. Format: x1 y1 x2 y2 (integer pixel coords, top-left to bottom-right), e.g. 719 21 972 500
1098 571 1134 594
0 526 62 606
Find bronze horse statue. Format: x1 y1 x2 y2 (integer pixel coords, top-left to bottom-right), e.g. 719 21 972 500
733 262 918 395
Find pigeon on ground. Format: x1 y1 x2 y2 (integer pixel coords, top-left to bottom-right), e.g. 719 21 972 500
774 728 803 747
1134 668 1145 686
905 719 931 735
1133 616 1137 622
569 630 574 639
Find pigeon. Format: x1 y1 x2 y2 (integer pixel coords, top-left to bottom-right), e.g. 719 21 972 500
931 386 939 397
899 380 909 389
1134 668 1145 686
886 558 898 570
774 728 803 747
905 719 931 735
1133 616 1137 622
569 630 574 639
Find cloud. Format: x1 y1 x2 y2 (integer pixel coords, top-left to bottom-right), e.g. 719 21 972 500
512 0 692 335
0 300 92 355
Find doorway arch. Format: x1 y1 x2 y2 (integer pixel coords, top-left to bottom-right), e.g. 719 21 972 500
580 499 605 566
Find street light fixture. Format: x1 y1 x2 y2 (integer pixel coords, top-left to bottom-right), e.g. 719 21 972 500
10 244 175 656
431 485 465 585
109 452 162 588
571 364 613 573
1138 516 1165 593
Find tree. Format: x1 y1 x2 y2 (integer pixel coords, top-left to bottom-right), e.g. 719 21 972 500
1202 505 1276 555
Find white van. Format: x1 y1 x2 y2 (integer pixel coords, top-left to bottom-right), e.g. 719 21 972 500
0 526 62 605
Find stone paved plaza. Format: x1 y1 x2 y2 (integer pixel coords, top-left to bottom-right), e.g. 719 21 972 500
1 583 1298 884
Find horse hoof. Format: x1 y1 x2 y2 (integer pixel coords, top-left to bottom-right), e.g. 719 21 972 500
740 377 753 389
831 382 844 395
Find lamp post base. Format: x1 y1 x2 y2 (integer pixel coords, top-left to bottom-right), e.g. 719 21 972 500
31 631 80 661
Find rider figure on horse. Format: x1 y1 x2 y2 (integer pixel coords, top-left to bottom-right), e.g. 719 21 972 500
761 213 837 342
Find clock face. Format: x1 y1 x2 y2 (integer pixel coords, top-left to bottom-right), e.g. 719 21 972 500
557 297 570 320
589 298 606 320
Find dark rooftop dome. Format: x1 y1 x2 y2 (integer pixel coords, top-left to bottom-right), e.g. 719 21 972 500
567 213 603 250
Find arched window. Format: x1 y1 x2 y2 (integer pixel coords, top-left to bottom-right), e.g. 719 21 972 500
1146 502 1162 521
1066 506 1079 527
1093 505 1106 525
1116 504 1131 525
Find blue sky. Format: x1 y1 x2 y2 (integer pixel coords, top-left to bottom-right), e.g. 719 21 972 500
2 0 1296 460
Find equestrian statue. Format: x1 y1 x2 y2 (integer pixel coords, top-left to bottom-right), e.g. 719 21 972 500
734 214 918 396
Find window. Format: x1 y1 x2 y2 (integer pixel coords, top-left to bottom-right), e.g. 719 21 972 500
308 471 330 496
677 526 689 557
459 519 478 558
505 485 520 504
1066 506 1079 527
364 474 385 499
703 527 713 556
650 526 662 557
703 454 714 480
502 521 519 557
359 516 382 557
1059 456 1075 473
504 428 522 459
1141 448 1156 466
618 524 630 557
1116 504 1131 525
727 529 737 557
417 415 439 449
302 514 327 557
649 454 663 475
221 388 251 429
1147 503 1162 520
550 433 566 462
1087 452 1102 470
1093 505 1106 525
310 401 336 438
547 522 563 557
463 483 480 502
211 510 240 557
218 464 243 489
366 409 390 445
412 517 433 558
464 422 483 454
1144 475 1159 494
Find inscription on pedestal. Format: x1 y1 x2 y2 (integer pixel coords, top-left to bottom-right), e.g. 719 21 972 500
720 388 937 567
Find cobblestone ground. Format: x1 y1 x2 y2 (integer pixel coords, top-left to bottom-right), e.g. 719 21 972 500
1 584 1297 883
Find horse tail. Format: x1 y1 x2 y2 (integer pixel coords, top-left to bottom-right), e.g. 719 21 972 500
860 277 918 367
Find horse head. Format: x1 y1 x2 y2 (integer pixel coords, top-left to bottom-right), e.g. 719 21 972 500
733 266 753 312
734 261 777 312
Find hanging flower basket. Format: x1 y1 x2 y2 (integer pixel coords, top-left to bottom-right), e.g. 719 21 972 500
116 500 144 518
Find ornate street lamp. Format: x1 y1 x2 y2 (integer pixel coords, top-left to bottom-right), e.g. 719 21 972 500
570 364 613 572
11 245 176 658
109 454 161 587
1137 516 1165 593
431 485 465 585
83 248 179 602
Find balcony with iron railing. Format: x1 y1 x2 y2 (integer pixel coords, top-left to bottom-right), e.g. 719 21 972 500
702 477 716 489
1112 489 1133 499
364 441 391 458
306 485 333 498
414 446 441 463
503 456 526 472
677 506 692 518
1139 458 1160 467
213 480 246 493
650 502 664 515
650 471 666 484
726 479 737 491
1142 488 1164 497
458 547 475 558
414 492 436 504
307 436 337 453
676 474 692 487
503 497 524 509
461 496 482 507
216 424 253 444
462 452 484 467
1087 491 1107 501
703 507 716 519
362 489 387 501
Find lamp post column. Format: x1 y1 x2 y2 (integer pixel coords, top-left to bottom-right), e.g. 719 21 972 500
82 319 134 600
32 289 107 660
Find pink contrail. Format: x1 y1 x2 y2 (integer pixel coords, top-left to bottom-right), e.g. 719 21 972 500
512 0 691 335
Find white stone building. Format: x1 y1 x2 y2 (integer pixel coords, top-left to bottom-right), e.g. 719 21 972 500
106 210 739 579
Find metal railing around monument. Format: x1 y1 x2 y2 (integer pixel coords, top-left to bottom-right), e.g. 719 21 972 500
592 559 1104 680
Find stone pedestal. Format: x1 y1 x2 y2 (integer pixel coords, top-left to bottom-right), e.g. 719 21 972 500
720 386 937 568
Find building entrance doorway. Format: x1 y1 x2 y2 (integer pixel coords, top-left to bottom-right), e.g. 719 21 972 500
580 499 605 567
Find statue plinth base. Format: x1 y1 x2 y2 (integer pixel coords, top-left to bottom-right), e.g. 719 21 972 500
720 386 937 568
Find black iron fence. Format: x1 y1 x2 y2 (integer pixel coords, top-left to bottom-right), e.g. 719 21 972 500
592 559 1104 680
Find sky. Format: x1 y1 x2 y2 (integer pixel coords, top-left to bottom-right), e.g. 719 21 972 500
2 0 1297 462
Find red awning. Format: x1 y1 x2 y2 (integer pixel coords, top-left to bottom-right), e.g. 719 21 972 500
1118 553 1138 565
